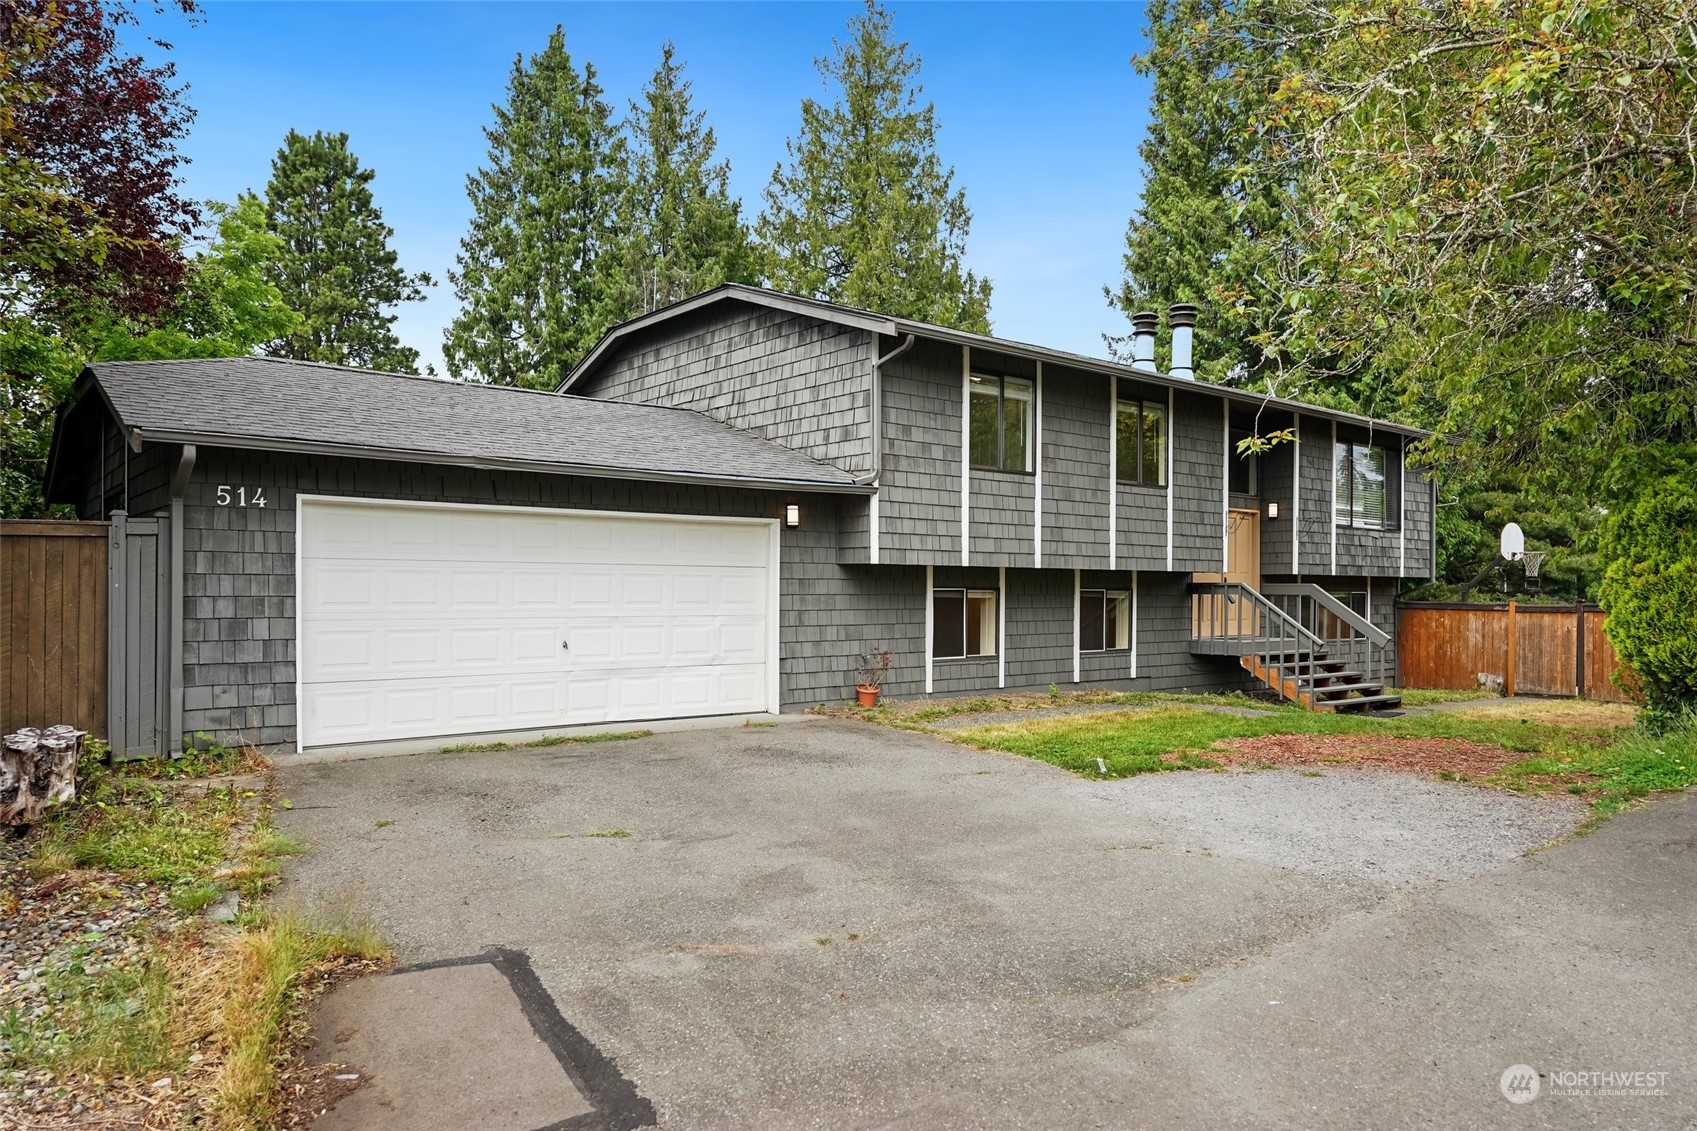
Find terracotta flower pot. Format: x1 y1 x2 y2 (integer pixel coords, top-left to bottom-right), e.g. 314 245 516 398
856 684 881 707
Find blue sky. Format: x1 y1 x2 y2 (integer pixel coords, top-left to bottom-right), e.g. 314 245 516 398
134 2 1153 375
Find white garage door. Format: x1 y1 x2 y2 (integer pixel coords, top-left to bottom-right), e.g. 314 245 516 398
297 498 777 748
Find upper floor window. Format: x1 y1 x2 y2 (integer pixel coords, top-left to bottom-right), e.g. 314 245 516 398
933 588 997 659
1080 589 1130 652
1228 427 1260 495
1335 440 1396 529
969 373 1034 473
1115 394 1167 486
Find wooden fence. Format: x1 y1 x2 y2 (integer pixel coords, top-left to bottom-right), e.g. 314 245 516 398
1397 601 1631 702
2 520 110 737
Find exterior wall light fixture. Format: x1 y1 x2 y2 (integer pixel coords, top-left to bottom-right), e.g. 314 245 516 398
784 503 801 529
1265 501 1280 520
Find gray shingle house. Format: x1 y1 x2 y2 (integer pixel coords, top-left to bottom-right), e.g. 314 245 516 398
47 284 1432 755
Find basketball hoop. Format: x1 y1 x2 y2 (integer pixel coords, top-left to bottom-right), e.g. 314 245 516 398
1521 550 1546 590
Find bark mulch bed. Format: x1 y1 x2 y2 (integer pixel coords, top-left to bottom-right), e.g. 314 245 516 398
1210 734 1536 780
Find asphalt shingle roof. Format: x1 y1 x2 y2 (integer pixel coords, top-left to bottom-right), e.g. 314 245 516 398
86 356 862 491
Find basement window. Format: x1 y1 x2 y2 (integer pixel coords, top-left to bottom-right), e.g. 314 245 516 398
933 588 998 659
1080 589 1130 652
969 373 1034 473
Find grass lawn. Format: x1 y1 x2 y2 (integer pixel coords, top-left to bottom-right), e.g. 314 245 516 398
911 693 1693 818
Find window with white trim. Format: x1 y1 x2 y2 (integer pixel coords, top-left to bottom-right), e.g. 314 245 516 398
1334 440 1397 530
968 373 1034 472
1080 589 1130 652
1115 389 1167 486
933 588 997 659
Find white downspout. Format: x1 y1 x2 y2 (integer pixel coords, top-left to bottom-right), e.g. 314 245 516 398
855 333 915 566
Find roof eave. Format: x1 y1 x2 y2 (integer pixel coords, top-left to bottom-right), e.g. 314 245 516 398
555 284 1427 437
888 319 1430 438
129 428 875 496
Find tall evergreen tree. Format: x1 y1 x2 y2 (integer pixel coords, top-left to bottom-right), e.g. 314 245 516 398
262 129 432 373
758 1 991 331
445 28 624 388
613 43 756 315
1109 0 1295 386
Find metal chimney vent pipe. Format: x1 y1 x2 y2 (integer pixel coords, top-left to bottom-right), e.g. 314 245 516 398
1168 303 1198 380
1131 310 1159 366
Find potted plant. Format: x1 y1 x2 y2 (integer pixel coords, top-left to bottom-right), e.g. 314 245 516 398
855 649 893 707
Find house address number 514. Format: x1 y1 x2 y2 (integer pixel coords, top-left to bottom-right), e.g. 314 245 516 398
215 485 268 508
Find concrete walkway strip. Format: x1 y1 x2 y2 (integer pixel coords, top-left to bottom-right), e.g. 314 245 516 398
308 949 654 1131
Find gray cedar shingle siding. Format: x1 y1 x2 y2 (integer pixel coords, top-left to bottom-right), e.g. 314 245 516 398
1298 415 1336 573
968 473 1036 564
1116 486 1167 571
1037 364 1110 569
1171 389 1226 572
878 338 964 563
1258 438 1296 575
574 301 876 473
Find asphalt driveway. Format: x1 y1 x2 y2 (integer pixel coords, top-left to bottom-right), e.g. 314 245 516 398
275 717 1696 1129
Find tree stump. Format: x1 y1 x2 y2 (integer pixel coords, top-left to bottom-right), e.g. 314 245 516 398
1 725 87 826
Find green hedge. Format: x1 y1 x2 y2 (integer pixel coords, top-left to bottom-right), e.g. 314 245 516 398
1599 468 1697 728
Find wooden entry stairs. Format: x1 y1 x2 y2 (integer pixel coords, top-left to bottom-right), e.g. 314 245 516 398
1189 581 1402 713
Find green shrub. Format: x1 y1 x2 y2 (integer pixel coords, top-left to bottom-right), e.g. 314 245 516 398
1599 467 1697 729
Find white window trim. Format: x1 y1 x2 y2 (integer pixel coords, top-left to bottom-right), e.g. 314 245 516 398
960 347 971 566
1034 361 1044 567
1108 378 1118 570
1072 568 1082 683
1330 420 1339 572
1220 399 1230 571
930 585 999 661
1078 588 1132 654
1292 414 1302 573
1130 570 1139 679
925 564 934 693
997 566 1007 688
1398 448 1407 576
1165 388 1175 570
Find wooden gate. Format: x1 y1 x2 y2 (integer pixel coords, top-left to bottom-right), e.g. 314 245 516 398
107 515 172 759
2 515 173 756
2 521 109 737
1397 601 1630 702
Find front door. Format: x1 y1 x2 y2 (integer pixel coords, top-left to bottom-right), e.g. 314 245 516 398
1225 507 1261 588
1193 508 1262 639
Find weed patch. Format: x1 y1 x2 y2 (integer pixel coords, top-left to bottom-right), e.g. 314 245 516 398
438 728 653 754
950 704 1622 782
1496 723 1697 816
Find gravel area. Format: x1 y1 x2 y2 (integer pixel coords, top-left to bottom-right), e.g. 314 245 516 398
1071 767 1587 884
930 702 1276 730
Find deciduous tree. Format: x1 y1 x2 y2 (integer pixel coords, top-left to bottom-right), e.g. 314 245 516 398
7 0 199 323
100 194 298 360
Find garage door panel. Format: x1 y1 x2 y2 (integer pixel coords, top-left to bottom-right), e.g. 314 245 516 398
300 501 774 747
